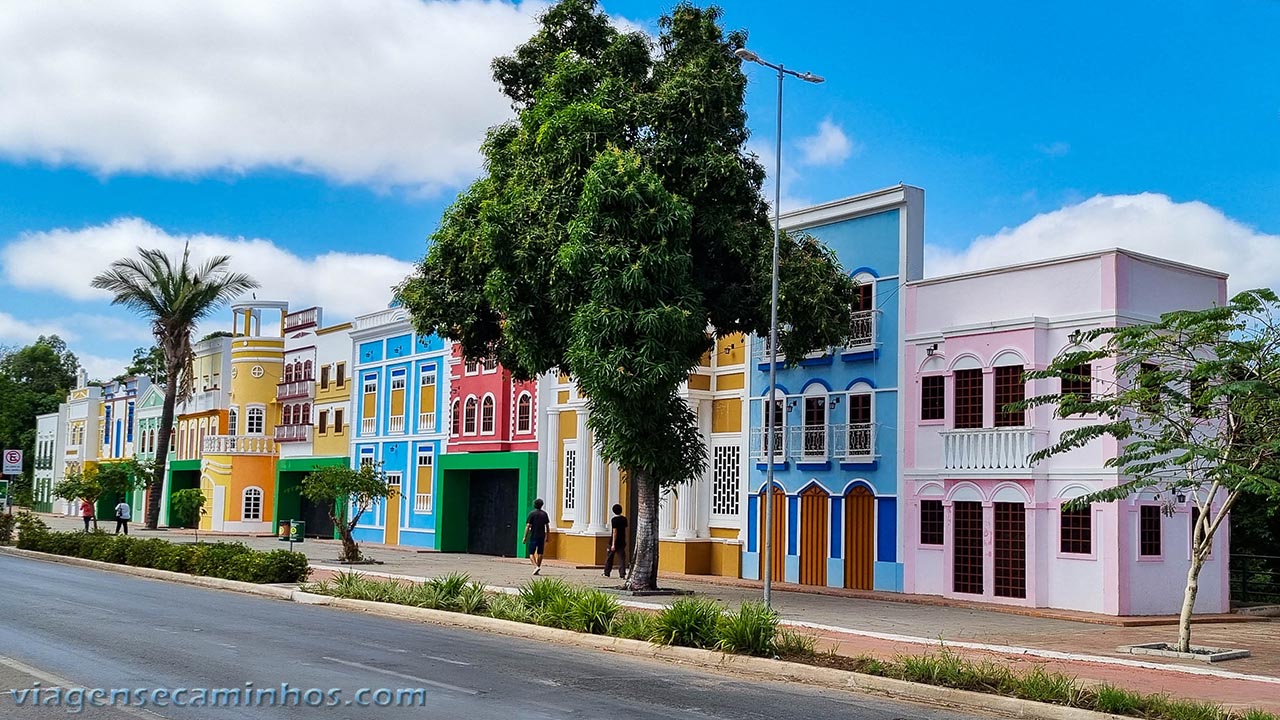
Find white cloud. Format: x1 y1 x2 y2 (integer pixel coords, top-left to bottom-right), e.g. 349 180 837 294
796 118 858 167
1035 141 1071 157
927 193 1280 291
1 218 415 321
0 0 559 191
76 352 134 382
0 312 71 344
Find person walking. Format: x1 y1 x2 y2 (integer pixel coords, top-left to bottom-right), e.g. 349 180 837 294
80 498 94 532
523 498 551 575
113 498 131 535
603 504 628 580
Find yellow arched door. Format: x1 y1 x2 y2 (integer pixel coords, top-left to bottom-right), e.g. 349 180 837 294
844 487 874 590
799 486 828 587
758 487 786 582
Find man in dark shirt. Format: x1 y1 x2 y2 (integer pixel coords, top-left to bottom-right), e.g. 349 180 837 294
603 503 629 580
523 498 551 575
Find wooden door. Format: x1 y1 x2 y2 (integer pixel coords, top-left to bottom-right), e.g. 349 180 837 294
844 487 874 590
384 474 401 546
799 486 828 586
758 487 786 581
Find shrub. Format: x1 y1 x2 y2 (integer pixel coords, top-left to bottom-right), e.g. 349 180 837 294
486 592 532 623
535 592 580 629
519 577 573 611
124 538 169 567
456 583 489 615
15 512 49 549
716 602 778 656
569 589 619 635
192 542 254 578
254 549 310 583
610 610 655 641
650 598 723 649
154 544 198 573
0 512 16 545
774 628 818 658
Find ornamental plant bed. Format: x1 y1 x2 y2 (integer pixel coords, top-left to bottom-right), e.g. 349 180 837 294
1118 642 1252 663
302 572 1280 720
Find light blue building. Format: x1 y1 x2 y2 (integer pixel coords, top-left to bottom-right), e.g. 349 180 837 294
349 305 449 549
744 185 923 592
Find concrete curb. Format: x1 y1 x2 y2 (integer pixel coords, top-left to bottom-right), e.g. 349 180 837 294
299 590 1128 720
0 546 295 600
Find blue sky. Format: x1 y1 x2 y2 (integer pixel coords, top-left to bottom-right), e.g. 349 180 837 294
0 0 1277 379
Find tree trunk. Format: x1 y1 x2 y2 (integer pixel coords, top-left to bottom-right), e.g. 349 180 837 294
624 470 660 591
333 508 361 562
1177 551 1206 653
146 366 180 529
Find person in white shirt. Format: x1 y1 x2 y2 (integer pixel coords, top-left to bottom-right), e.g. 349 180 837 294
113 499 132 535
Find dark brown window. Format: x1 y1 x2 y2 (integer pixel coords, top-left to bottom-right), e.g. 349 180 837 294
954 369 983 429
333 408 344 433
854 283 873 312
1139 505 1162 557
953 501 983 594
848 392 871 424
1061 363 1092 405
318 410 329 434
1138 363 1160 413
320 365 330 389
336 362 347 388
1060 504 1093 554
921 375 945 421
994 365 1025 427
994 502 1027 599
920 500 944 545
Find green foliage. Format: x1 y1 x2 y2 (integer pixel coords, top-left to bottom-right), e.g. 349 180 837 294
19 531 305 583
0 512 15 545
486 592 533 623
1009 667 1082 706
123 346 167 386
715 601 778 656
649 597 723 648
456 583 490 615
395 0 859 590
773 627 818 658
13 512 48 548
1090 683 1146 716
610 610 655 640
568 588 620 634
301 463 395 562
169 488 206 528
0 336 80 480
893 650 1014 694
519 577 575 611
124 538 169 567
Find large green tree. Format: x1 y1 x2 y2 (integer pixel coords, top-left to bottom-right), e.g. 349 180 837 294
0 336 80 479
91 245 258 529
122 345 167 386
1024 289 1280 652
398 0 857 589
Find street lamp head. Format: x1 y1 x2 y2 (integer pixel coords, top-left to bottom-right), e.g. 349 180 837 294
800 72 825 84
735 48 761 64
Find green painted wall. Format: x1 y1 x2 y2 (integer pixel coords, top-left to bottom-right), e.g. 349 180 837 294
165 459 201 527
274 456 348 538
436 451 538 557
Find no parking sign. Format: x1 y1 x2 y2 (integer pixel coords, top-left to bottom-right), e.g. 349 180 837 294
1 449 21 475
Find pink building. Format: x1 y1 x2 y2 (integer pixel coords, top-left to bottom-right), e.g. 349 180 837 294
902 249 1231 615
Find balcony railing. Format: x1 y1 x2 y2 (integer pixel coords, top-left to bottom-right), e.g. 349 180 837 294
414 493 432 513
844 310 878 352
832 422 875 459
360 417 377 435
748 427 787 460
790 425 829 460
203 434 277 456
388 415 405 434
941 427 1045 471
273 425 311 443
276 380 314 400
283 306 319 331
418 411 436 432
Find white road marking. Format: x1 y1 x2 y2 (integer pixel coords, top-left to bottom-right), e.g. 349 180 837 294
321 657 480 695
0 655 167 718
423 655 470 666
357 641 407 654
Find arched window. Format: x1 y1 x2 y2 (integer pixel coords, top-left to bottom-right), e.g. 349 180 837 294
481 396 495 434
294 360 303 379
242 487 263 521
284 363 294 382
463 397 478 435
516 393 533 434
301 403 311 424
283 405 293 426
246 407 265 435
451 399 461 437
228 408 238 435
303 360 313 379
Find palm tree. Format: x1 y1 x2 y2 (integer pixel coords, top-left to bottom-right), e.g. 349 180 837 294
91 245 258 529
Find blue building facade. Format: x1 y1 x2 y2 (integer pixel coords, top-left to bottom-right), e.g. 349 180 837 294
349 307 450 549
743 185 923 591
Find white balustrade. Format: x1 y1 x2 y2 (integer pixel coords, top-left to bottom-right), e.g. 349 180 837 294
832 422 875 459
418 411 436 431
388 415 406 433
203 434 277 455
941 427 1044 471
276 380 314 400
361 417 377 435
748 427 787 460
844 310 879 352
272 425 311 443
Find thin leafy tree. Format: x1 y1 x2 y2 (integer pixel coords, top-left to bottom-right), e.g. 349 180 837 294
301 463 396 563
91 245 258 529
397 0 857 590
1023 289 1280 651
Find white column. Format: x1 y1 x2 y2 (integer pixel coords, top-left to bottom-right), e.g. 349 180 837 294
697 399 713 538
589 439 609 533
676 480 697 539
571 411 591 532
543 410 560 526
660 487 677 538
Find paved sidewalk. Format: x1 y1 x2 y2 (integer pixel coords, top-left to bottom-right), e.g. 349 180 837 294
34 514 1280 711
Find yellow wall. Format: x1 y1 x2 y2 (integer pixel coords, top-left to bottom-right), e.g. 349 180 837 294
314 420 348 457
230 339 284 432
556 410 577 529
712 398 742 433
715 372 744 391
716 333 746 366
687 373 711 391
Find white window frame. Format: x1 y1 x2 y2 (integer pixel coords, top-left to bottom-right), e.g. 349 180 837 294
482 357 498 374
562 442 578 515
480 394 496 435
227 407 238 435
242 486 263 521
464 358 479 376
463 395 479 436
515 392 533 434
245 405 266 435
390 369 407 391
415 446 434 513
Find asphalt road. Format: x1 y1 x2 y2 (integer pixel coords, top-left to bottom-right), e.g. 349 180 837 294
0 555 988 719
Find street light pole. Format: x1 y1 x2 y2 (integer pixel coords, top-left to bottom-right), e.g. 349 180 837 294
735 47 823 609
